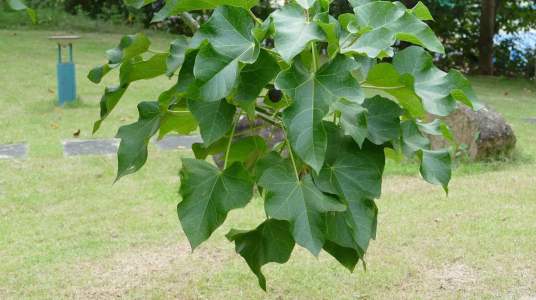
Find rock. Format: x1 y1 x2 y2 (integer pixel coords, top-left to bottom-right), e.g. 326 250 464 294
429 105 516 160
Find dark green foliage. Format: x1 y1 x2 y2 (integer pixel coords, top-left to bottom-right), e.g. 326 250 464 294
90 0 481 290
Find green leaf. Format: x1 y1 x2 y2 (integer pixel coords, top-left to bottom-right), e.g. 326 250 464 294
226 219 295 291
411 1 434 21
340 1 443 58
401 120 430 157
296 0 317 9
315 13 340 57
271 3 326 63
192 6 258 63
93 85 128 133
348 0 373 7
227 136 268 169
153 0 259 22
393 46 480 116
417 119 454 144
87 64 112 84
119 53 167 84
323 212 363 271
158 111 198 138
258 154 346 256
276 55 364 172
106 33 151 65
332 100 368 148
90 33 154 132
418 149 451 193
192 138 227 160
323 240 360 271
188 99 236 146
233 49 280 110
7 0 29 10
115 101 161 181
179 159 254 249
166 37 189 76
362 96 402 145
194 135 268 170
317 126 385 201
6 0 36 23
189 44 241 102
447 70 483 110
365 63 425 117
191 6 259 105
315 125 382 253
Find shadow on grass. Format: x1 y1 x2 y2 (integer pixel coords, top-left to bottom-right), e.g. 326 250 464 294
29 96 96 113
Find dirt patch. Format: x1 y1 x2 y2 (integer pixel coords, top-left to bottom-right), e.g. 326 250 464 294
428 263 479 292
70 242 229 299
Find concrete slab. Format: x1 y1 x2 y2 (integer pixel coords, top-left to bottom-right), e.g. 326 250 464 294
0 143 27 160
63 139 119 156
153 135 202 150
524 117 536 124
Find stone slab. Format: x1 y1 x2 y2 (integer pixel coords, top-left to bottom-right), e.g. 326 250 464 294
63 139 119 156
524 117 536 124
153 135 202 150
0 143 27 160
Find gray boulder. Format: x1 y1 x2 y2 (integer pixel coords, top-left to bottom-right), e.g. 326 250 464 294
429 105 516 160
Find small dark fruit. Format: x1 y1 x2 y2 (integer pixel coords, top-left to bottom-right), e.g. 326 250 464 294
268 88 283 103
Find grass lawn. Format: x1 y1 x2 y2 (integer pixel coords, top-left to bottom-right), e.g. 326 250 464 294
1 29 536 299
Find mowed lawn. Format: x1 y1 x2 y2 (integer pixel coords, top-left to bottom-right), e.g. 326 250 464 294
1 29 536 299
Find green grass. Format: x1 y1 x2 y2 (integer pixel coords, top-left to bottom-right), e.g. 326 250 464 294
1 29 536 299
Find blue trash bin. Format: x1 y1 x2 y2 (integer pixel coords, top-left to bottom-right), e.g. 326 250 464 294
50 36 80 105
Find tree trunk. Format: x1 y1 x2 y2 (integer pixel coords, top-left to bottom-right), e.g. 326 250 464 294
478 0 497 75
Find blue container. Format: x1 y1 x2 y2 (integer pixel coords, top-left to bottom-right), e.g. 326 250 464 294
56 44 77 105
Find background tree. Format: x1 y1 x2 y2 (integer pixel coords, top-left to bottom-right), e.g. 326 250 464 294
479 0 497 75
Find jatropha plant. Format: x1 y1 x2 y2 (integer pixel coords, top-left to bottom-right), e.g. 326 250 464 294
89 0 480 290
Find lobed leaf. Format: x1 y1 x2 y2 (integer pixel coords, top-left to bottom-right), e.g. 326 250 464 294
115 101 161 181
179 159 254 249
341 1 443 58
226 219 295 290
271 3 326 63
419 149 452 193
393 46 480 116
258 153 346 256
276 55 364 172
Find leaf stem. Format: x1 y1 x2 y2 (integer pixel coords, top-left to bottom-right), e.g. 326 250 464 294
148 48 166 54
283 128 300 181
248 10 263 25
361 84 406 90
223 114 239 170
311 42 318 72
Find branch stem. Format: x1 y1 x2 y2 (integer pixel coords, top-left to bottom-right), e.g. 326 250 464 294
179 12 199 32
256 111 281 127
248 10 263 25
